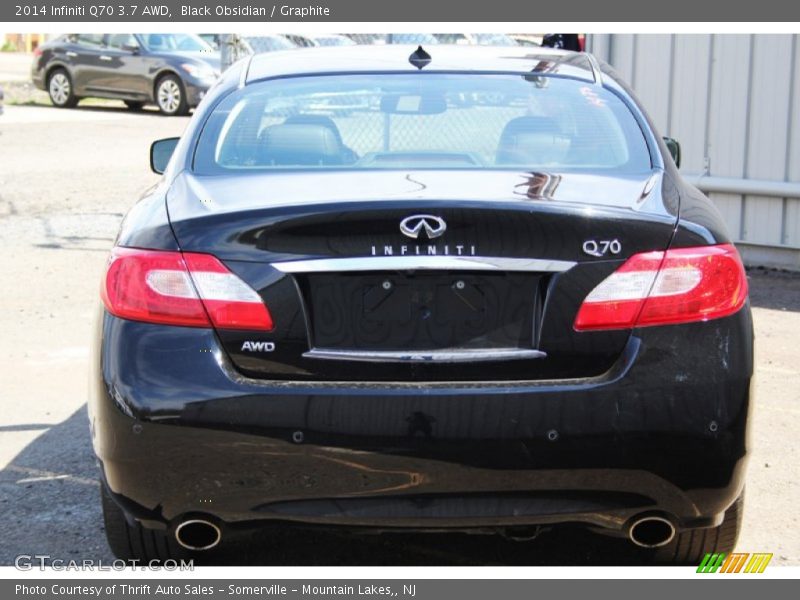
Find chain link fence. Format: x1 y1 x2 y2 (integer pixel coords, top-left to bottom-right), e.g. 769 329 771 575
254 94 526 166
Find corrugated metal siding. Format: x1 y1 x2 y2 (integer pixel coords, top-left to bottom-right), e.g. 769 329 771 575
588 34 800 268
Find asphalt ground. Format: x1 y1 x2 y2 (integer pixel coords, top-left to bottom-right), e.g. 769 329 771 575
0 72 798 566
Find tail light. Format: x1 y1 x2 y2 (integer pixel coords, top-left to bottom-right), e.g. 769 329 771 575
33 47 42 58
101 247 273 330
574 243 747 331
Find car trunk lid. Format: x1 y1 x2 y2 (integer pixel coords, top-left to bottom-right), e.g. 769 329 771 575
166 169 676 382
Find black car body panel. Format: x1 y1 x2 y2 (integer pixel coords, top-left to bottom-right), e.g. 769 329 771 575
91 46 753 550
92 309 752 531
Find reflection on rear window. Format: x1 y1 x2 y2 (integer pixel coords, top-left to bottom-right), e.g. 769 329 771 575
194 74 652 173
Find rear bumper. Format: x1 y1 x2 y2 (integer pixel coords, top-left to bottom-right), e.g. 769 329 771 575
90 308 753 535
30 60 46 90
31 72 45 91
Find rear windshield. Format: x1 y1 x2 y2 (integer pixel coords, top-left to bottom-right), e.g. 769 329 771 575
194 73 652 174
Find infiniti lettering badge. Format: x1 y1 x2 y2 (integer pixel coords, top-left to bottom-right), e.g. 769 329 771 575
399 215 447 240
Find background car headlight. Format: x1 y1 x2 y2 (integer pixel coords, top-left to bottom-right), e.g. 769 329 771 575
180 62 218 80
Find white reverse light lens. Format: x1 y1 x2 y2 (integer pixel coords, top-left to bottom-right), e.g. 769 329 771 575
584 271 658 303
145 269 198 299
190 271 263 303
650 267 703 297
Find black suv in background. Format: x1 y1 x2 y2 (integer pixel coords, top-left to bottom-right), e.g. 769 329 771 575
31 34 220 116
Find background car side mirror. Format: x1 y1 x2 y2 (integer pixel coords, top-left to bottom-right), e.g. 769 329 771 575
663 137 681 169
150 137 180 174
121 43 140 55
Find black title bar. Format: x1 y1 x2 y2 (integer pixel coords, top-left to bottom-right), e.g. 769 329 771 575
4 0 800 22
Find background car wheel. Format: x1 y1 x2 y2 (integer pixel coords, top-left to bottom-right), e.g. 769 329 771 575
47 68 78 108
652 493 744 565
101 482 188 562
155 74 189 116
124 100 145 111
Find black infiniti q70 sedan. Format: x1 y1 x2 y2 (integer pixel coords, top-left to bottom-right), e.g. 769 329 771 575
31 33 220 115
91 45 752 564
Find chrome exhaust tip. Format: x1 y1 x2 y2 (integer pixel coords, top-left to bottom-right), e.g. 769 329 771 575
628 515 676 548
174 519 221 551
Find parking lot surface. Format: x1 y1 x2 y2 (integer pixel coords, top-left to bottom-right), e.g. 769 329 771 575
1 96 798 566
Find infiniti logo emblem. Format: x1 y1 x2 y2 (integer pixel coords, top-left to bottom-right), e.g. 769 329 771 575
399 215 447 240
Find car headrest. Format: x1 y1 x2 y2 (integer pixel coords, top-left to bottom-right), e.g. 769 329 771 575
496 116 570 166
284 115 345 146
260 123 346 166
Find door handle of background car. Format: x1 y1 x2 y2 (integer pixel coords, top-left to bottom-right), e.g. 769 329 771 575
65 51 78 58
99 55 113 61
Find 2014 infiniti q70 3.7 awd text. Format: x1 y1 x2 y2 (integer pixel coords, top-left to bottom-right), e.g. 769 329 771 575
91 45 752 564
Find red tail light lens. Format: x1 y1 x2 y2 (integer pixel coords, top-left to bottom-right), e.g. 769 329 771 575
574 243 748 331
101 247 273 330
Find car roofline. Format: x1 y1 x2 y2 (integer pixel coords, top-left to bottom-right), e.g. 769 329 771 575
243 45 598 86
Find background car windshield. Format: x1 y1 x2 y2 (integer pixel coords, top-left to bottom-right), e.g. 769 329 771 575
140 33 211 52
195 73 652 173
244 36 296 53
471 33 519 46
313 35 356 47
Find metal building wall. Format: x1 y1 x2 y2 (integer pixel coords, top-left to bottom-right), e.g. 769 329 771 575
588 34 800 269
